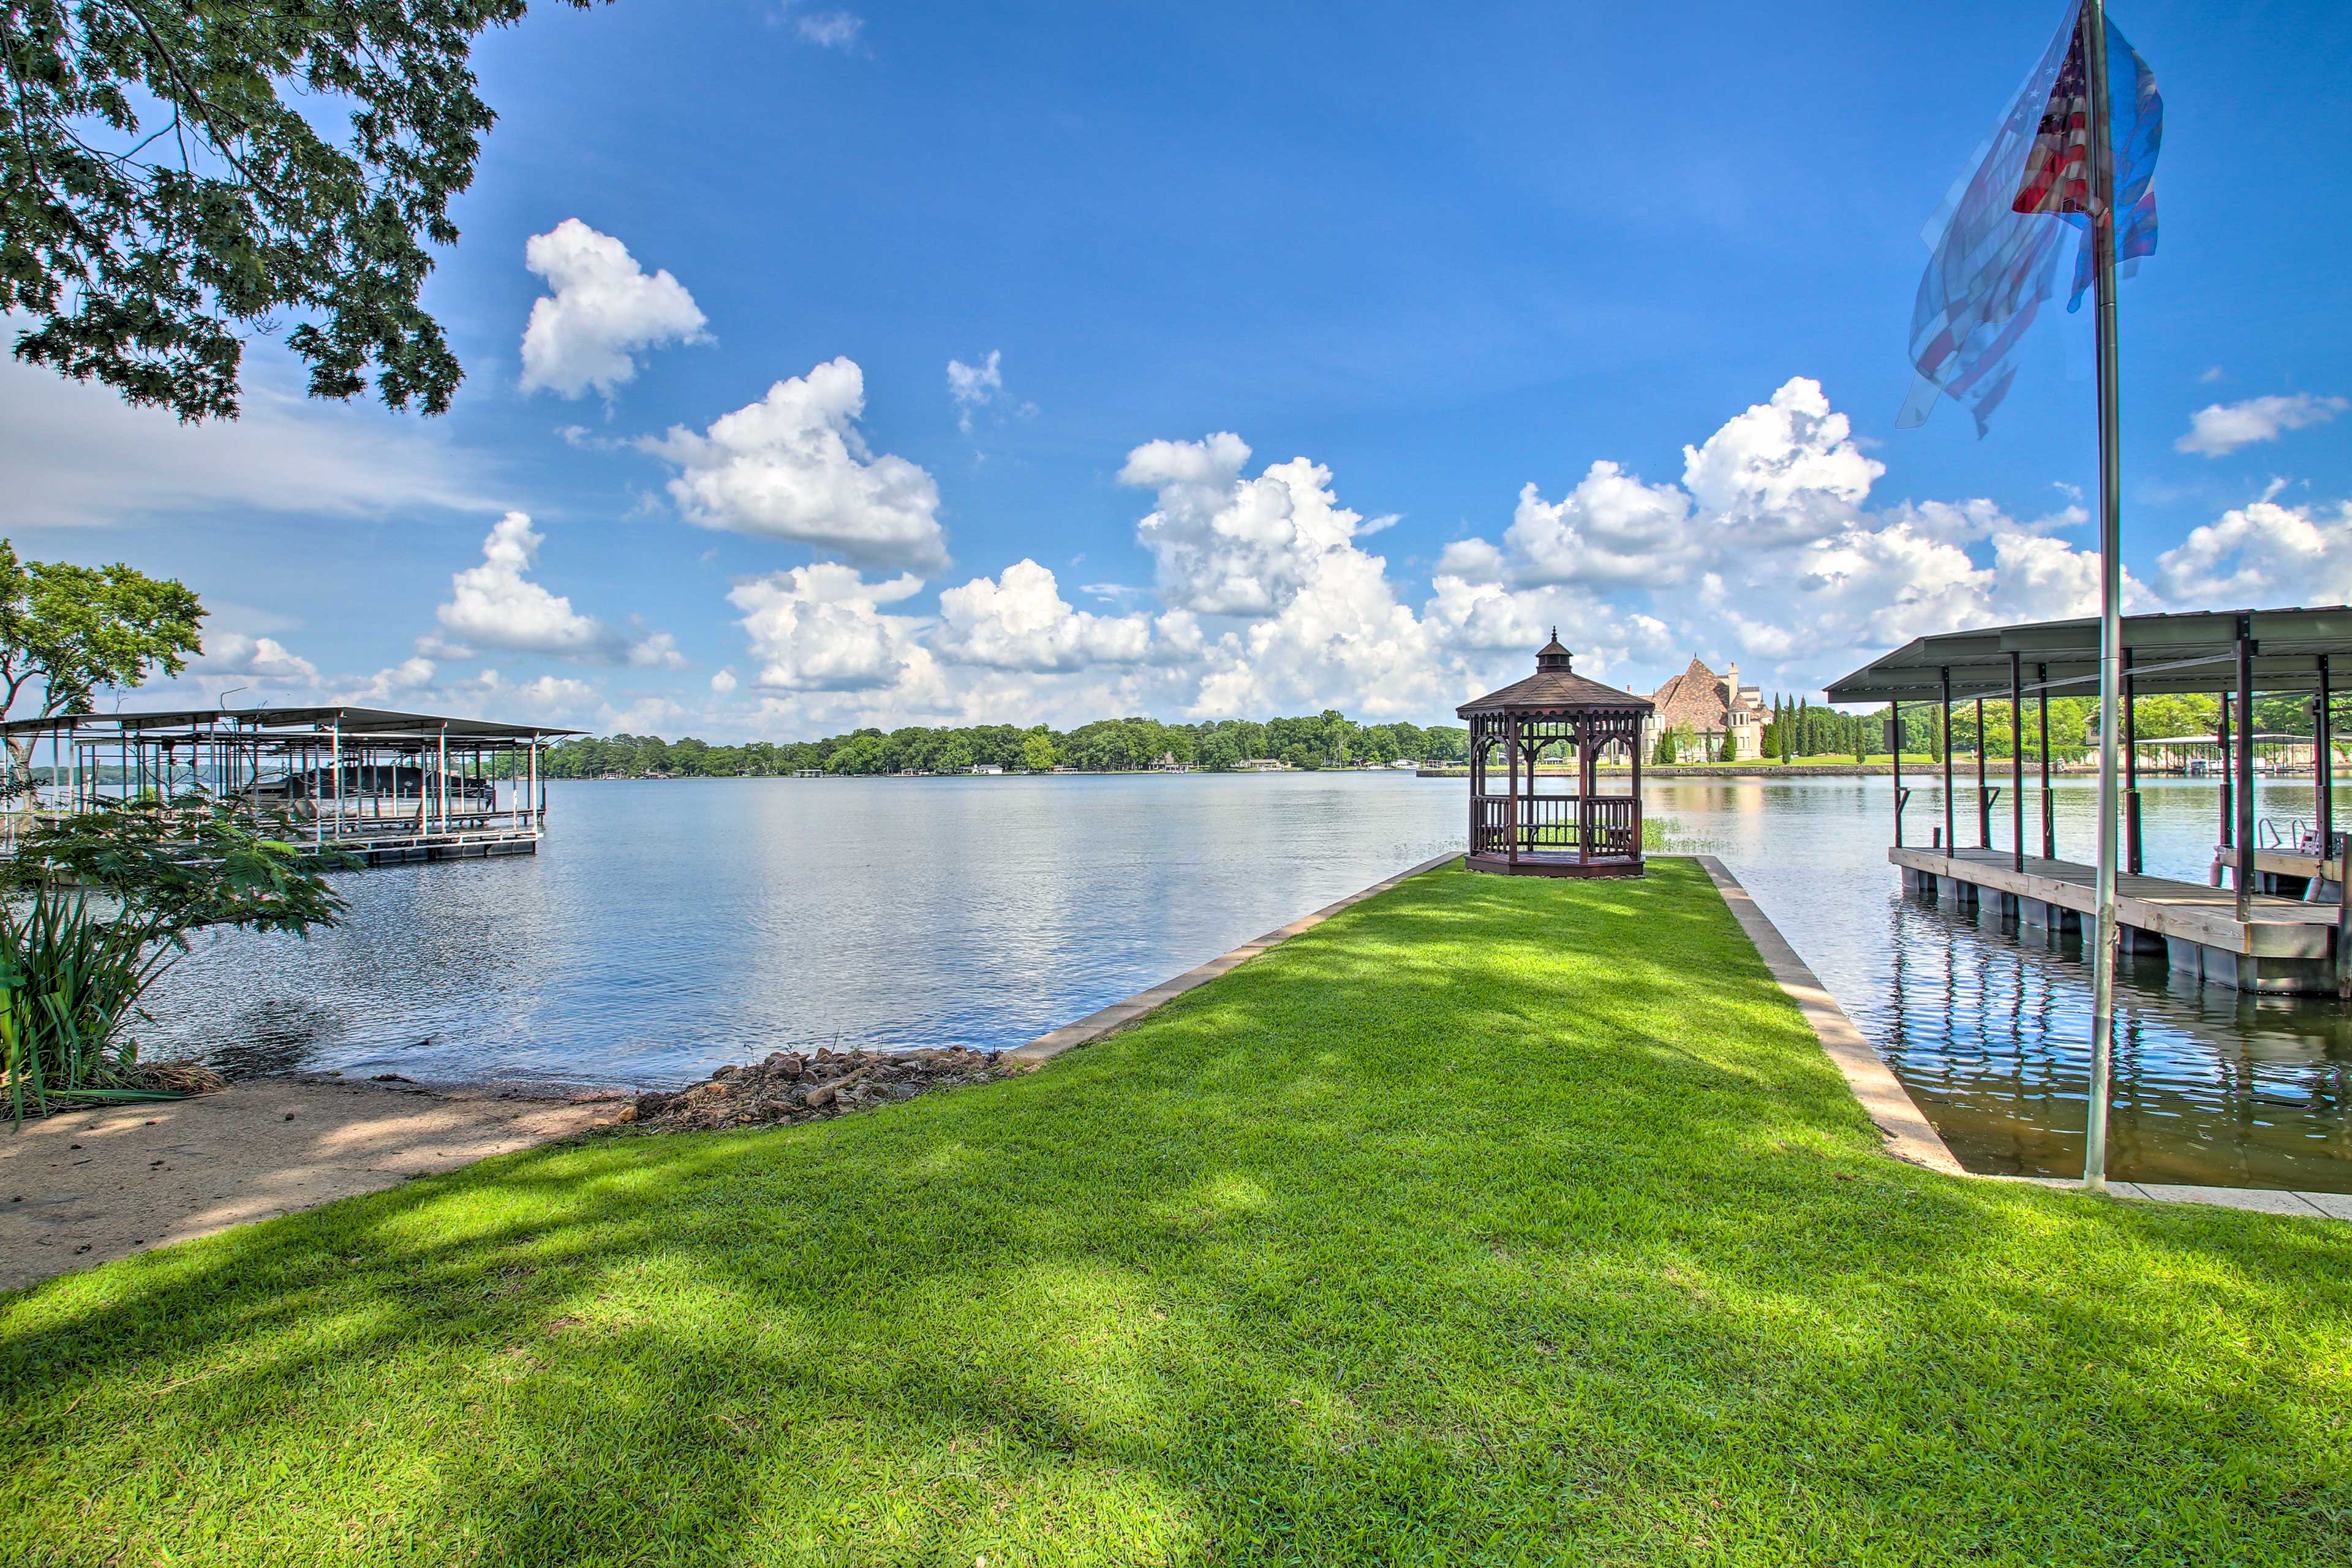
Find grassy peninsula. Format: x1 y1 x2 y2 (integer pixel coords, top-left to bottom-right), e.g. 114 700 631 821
5 861 2346 1564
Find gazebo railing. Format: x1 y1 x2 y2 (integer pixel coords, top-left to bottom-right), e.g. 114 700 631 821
1472 794 1639 858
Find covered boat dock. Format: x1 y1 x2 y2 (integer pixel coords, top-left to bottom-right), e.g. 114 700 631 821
1826 607 2352 994
2 705 579 867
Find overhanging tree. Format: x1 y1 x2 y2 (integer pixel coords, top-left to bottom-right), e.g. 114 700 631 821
3 0 600 422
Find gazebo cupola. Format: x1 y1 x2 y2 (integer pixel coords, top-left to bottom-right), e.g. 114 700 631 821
1457 633 1654 878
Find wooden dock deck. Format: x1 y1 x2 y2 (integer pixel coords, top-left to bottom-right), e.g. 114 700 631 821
1890 845 2348 993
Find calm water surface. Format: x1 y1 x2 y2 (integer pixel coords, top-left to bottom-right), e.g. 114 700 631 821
142 772 2352 1191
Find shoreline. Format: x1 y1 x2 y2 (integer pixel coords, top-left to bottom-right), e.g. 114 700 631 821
0 1078 625 1292
15 847 2340 1295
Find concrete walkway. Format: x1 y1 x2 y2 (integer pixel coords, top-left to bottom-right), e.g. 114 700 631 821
0 1079 620 1292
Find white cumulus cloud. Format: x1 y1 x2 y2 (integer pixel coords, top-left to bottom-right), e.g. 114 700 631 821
1433 378 2141 692
2155 498 2352 603
1488 466 1700 586
935 560 1152 671
520 220 710 401
728 563 937 693
647 358 949 572
1679 377 1882 542
2175 394 2348 458
190 633 319 685
434 512 684 667
1117 432 1474 717
1449 379 1881 592
1121 434 1373 619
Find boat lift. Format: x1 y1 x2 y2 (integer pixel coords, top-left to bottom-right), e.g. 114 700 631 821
1 704 582 867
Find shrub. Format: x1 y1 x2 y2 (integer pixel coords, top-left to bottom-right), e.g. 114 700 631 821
0 797 349 1124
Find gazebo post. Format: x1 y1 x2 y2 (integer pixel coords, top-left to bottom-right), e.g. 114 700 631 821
1468 717 1481 858
1629 719 1643 854
1578 726 1593 868
1506 715 1520 871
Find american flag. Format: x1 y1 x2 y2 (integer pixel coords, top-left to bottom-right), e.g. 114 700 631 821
1898 2 2163 437
2013 21 2093 215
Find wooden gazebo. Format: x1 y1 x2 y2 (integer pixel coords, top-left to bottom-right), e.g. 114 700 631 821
1458 633 1653 878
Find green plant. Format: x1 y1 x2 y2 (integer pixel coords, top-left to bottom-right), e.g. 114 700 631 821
12 863 2351 1562
0 541 203 795
0 796 349 1123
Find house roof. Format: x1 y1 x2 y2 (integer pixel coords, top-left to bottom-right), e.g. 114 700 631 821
1458 634 1652 717
1648 655 1748 731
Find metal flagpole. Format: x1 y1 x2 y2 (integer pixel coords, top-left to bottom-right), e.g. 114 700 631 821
2082 0 2124 1196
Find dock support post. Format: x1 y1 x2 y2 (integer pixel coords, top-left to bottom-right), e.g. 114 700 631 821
1890 699 1904 846
2237 617 2256 922
2037 663 2054 860
1975 696 1989 848
2320 656 2334 864
1940 666 1954 854
2337 826 2351 1000
2217 693 2233 885
2123 646 2141 875
2010 653 2024 872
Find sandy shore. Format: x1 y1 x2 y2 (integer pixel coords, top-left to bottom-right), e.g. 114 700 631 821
0 1079 624 1293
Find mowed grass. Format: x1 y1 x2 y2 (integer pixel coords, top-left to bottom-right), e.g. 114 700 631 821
5 860 2350 1566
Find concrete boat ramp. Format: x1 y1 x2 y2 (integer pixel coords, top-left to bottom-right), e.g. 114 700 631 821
1893 845 2348 993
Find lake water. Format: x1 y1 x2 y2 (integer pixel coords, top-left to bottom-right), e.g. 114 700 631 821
142 772 2352 1193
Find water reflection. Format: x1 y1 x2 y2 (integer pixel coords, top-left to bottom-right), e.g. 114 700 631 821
137 771 2352 1192
1659 773 2352 1192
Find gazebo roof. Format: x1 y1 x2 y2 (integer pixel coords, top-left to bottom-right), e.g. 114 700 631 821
1457 633 1654 717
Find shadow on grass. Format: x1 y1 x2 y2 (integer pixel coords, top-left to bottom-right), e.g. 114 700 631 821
4 861 2350 1564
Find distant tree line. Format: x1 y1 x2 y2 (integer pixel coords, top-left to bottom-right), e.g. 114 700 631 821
540 712 1473 779
540 688 2335 781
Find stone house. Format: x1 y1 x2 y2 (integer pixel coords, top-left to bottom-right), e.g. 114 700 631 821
1641 655 1771 761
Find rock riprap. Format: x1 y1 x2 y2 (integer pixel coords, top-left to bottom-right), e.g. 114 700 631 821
619 1047 1005 1132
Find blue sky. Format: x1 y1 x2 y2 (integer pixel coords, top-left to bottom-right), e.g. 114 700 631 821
7 0 2349 737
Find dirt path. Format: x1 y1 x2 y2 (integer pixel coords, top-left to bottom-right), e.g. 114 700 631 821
0 1079 622 1293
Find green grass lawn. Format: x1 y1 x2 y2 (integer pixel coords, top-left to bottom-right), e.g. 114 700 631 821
5 860 2348 1566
